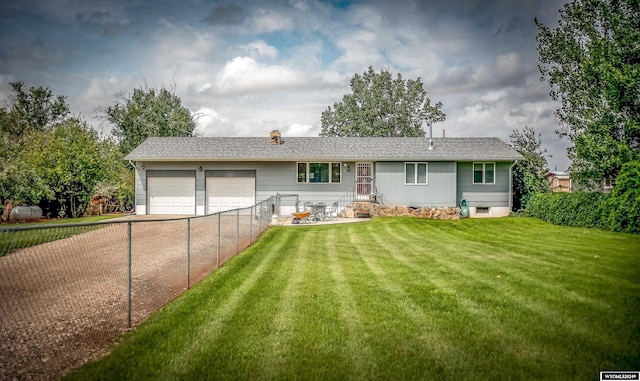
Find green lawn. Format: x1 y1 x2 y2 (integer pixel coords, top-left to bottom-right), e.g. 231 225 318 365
0 214 123 256
66 217 640 380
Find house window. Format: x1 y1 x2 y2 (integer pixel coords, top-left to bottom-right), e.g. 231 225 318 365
473 162 495 184
331 163 341 183
297 162 341 183
405 162 428 185
297 163 307 183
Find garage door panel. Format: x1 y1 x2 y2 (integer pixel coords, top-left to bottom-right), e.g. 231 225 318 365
148 177 195 215
206 177 255 213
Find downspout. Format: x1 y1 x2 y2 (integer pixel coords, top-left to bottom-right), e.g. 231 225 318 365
509 160 518 212
128 160 137 214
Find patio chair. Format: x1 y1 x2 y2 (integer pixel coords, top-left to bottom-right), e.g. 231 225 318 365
313 202 327 221
303 202 316 222
326 202 339 221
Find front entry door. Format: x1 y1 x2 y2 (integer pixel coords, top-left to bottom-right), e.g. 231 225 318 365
356 162 373 201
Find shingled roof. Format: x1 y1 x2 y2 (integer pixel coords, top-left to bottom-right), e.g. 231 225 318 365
125 136 523 162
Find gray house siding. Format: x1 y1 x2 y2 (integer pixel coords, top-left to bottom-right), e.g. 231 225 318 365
456 162 512 207
252 161 357 207
136 161 357 215
134 167 146 209
134 163 202 214
376 162 457 207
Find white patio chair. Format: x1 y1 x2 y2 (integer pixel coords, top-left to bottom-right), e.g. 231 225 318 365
326 203 339 221
303 202 316 222
314 202 327 221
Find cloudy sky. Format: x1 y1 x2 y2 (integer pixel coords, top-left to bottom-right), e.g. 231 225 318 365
0 0 571 170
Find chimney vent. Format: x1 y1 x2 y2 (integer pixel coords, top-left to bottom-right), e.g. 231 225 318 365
270 130 282 144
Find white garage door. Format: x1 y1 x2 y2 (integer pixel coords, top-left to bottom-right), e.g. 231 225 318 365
148 177 196 215
206 177 255 213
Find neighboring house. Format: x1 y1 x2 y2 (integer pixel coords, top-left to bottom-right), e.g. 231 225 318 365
544 171 572 192
124 132 523 218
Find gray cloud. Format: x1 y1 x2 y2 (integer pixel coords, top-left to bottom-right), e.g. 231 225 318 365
74 10 130 36
203 3 246 25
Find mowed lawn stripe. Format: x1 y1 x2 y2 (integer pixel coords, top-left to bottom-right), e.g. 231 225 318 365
257 226 311 378
362 218 639 377
348 223 470 377
266 227 347 380
364 220 549 377
339 224 421 378
176 228 305 380
325 227 378 380
390 218 639 376
245 226 368 380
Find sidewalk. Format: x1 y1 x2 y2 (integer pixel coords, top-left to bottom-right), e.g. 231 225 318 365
270 215 371 226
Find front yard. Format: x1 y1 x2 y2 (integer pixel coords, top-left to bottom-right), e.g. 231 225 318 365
66 217 640 380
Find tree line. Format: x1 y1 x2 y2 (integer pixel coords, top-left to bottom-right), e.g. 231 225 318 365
0 83 198 219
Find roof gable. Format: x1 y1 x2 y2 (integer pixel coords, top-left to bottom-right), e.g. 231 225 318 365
125 136 523 162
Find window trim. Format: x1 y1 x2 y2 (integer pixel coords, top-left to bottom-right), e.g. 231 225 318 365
405 162 428 185
297 162 342 184
473 162 496 185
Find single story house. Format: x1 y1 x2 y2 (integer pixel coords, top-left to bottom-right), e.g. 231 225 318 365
544 171 572 192
124 132 523 218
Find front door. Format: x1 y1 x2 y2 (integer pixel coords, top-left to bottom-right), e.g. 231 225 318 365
356 162 373 201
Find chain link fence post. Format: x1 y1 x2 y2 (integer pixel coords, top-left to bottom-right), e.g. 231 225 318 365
187 218 191 290
127 221 132 329
250 204 254 243
217 212 221 269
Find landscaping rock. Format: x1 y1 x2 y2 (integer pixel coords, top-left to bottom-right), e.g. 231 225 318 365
373 205 460 220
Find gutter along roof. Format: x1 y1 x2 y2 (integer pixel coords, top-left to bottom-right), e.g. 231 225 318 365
125 136 523 162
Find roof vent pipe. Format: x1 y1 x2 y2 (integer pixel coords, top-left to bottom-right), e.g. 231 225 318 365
428 122 434 150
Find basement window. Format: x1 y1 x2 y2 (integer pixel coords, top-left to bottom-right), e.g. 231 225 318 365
476 207 490 215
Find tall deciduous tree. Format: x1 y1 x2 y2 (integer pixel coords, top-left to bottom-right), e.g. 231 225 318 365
0 82 71 214
536 0 640 187
0 81 70 140
0 82 128 218
21 118 111 218
320 66 445 137
100 85 200 155
509 126 550 211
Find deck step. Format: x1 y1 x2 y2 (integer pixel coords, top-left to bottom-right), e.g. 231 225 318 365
355 210 371 218
354 202 374 218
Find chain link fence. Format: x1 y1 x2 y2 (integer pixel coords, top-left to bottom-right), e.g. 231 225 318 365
0 197 274 380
